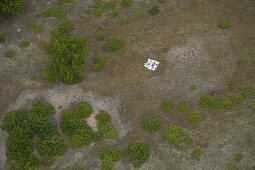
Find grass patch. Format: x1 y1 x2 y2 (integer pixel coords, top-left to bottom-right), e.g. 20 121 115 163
162 100 173 113
127 141 150 168
142 118 161 132
106 38 122 52
28 21 44 33
177 102 190 113
234 153 243 162
165 125 192 145
227 163 239 170
42 20 88 84
5 49 16 59
39 5 67 19
111 9 119 17
148 6 160 16
92 56 108 72
191 147 202 160
199 96 233 109
100 148 121 170
30 74 37 81
0 32 8 43
96 111 118 139
94 29 108 41
121 0 133 8
190 85 197 91
19 39 30 48
218 19 231 29
187 111 201 123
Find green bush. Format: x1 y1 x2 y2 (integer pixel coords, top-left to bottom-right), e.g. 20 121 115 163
96 111 118 139
121 0 133 8
0 0 24 15
70 126 95 146
199 96 233 109
162 100 173 113
190 85 197 91
19 39 30 48
218 19 231 29
43 20 88 84
111 10 119 17
28 21 44 33
40 5 67 19
92 0 107 17
0 32 8 43
100 148 121 170
191 148 201 160
177 102 190 113
227 163 238 170
107 38 122 52
127 141 150 168
142 118 161 132
72 102 93 119
1 111 29 132
105 0 118 10
165 125 192 145
31 100 55 117
5 48 16 59
187 111 201 123
93 56 108 72
147 6 160 16
234 153 243 162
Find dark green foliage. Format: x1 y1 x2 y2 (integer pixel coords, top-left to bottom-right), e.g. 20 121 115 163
191 148 201 160
70 125 95 146
111 10 119 17
1 111 29 132
142 118 161 132
96 111 118 139
218 19 231 29
199 96 233 109
72 102 93 119
187 111 201 123
147 6 160 16
121 0 133 8
165 125 192 145
93 56 108 72
0 32 8 43
127 141 150 168
28 21 44 33
100 148 121 170
40 5 67 19
19 39 30 48
107 38 122 52
37 135 67 157
43 20 88 84
0 0 24 15
177 102 190 113
31 100 55 118
5 48 16 59
162 100 173 113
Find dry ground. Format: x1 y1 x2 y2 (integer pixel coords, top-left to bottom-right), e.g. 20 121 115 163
0 0 255 169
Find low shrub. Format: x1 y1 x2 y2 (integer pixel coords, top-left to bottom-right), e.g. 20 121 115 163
70 126 95 146
147 6 160 16
165 125 192 145
28 21 44 33
190 85 197 91
72 102 93 119
177 102 190 113
191 147 201 160
19 39 30 48
100 148 121 170
40 5 67 19
234 153 243 162
92 56 108 72
162 100 173 113
5 48 16 59
218 19 231 29
227 163 238 170
121 0 133 8
142 118 161 132
0 0 24 15
106 38 122 52
31 100 55 118
199 96 233 109
127 141 150 168
187 111 201 123
0 32 8 43
111 10 119 17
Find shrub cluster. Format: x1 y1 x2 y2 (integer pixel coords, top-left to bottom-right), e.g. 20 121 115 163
106 38 122 52
187 111 201 123
92 0 118 17
96 111 118 139
1 101 67 169
0 32 8 44
127 141 150 168
5 48 16 59
42 20 88 84
100 148 121 170
177 102 190 113
191 147 202 160
19 39 30 48
92 56 108 72
0 0 24 16
121 0 133 8
39 5 67 19
27 21 44 33
142 118 161 132
162 100 173 113
165 125 192 145
218 19 231 29
60 102 97 146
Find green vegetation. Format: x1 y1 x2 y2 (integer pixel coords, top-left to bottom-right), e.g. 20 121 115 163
157 0 167 4
165 125 192 145
127 141 150 168
100 148 121 170
199 96 233 109
111 10 119 17
218 19 231 29
94 29 108 41
177 102 190 113
227 163 239 170
148 6 160 16
5 49 16 59
30 74 37 81
60 102 96 147
1 100 66 169
96 111 118 139
0 32 8 43
19 39 30 48
92 0 118 17
234 153 243 162
121 0 133 8
191 147 202 160
39 5 67 19
93 56 108 72
106 38 122 52
142 118 161 132
28 21 44 33
190 85 197 91
0 0 24 15
162 100 173 113
42 20 88 84
187 111 201 123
